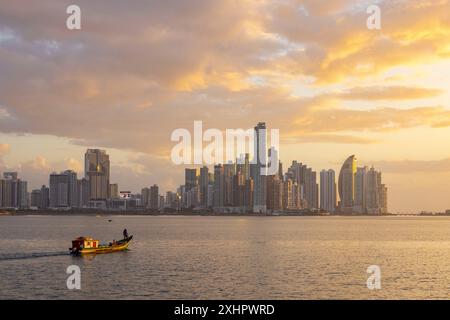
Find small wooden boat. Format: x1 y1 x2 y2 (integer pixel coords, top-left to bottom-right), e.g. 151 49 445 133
69 235 133 255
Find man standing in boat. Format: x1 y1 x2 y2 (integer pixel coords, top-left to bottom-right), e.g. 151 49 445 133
123 228 128 239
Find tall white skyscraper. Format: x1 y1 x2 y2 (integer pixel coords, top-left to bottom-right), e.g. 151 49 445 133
252 122 267 213
320 169 336 213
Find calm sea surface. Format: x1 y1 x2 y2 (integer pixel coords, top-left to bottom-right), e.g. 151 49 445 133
1 215 450 299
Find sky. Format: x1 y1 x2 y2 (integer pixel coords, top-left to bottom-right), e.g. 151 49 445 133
0 0 450 213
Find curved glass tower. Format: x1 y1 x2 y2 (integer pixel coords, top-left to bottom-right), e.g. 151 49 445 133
338 155 357 212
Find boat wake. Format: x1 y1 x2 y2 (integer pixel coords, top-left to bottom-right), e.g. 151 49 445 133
0 251 70 261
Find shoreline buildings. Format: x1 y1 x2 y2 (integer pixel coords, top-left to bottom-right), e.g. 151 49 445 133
0 123 388 214
338 155 387 214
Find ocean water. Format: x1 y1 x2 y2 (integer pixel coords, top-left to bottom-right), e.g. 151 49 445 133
1 215 450 299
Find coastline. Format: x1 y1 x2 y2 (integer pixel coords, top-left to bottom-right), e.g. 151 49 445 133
0 209 437 217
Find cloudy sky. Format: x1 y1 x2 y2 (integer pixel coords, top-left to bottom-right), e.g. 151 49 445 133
1 0 450 213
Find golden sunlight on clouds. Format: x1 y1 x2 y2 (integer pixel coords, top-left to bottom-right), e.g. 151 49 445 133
0 143 10 156
0 0 450 212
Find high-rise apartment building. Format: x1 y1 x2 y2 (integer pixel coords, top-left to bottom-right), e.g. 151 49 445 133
149 184 159 210
0 172 28 209
49 172 69 208
320 169 336 213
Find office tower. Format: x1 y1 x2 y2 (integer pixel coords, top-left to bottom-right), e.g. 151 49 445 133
149 184 159 210
77 178 89 208
379 184 388 214
0 179 3 207
338 155 357 213
282 178 293 210
244 178 254 211
48 170 79 208
207 184 214 208
40 185 50 209
17 180 28 208
31 189 42 208
0 178 12 208
320 169 336 213
267 175 283 211
268 147 279 176
141 187 150 208
165 191 181 210
185 168 198 192
85 149 110 200
232 171 246 207
63 170 78 208
287 161 318 209
354 166 368 214
50 172 69 208
236 153 250 180
278 161 283 181
186 185 200 208
252 122 267 213
365 167 381 214
213 164 224 208
303 168 318 209
109 184 119 199
223 162 235 206
292 181 302 209
199 166 209 207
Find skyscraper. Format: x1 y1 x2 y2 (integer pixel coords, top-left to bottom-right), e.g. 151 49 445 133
252 122 267 213
40 185 50 209
213 164 224 208
185 168 198 192
141 187 150 208
0 172 28 209
365 166 382 214
85 149 110 201
354 166 368 214
223 162 235 206
199 166 209 207
149 184 159 210
49 172 69 208
77 178 89 208
64 170 78 208
267 175 283 211
338 155 357 213
320 169 336 213
287 161 318 209
30 189 41 208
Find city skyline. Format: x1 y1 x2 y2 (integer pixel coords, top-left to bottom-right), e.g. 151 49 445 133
1 1 450 213
0 128 389 215
0 131 437 214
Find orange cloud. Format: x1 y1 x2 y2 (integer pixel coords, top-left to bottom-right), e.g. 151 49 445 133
334 86 443 100
292 106 450 134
